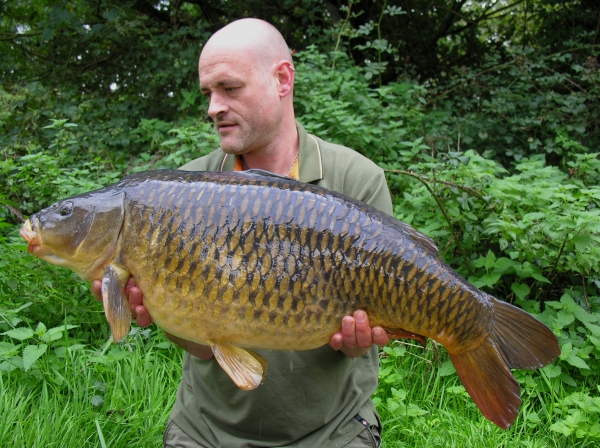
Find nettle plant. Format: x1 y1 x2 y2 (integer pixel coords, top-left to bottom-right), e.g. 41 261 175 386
382 144 600 440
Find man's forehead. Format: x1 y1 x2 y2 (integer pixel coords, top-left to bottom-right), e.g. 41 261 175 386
199 50 258 86
199 60 250 85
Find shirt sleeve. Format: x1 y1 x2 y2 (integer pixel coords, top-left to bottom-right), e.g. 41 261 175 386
353 169 393 216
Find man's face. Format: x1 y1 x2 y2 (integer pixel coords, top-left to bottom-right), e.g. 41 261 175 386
199 50 281 155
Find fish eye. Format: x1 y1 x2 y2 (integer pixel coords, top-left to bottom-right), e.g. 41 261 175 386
59 202 73 217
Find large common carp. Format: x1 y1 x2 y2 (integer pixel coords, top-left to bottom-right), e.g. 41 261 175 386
20 169 559 429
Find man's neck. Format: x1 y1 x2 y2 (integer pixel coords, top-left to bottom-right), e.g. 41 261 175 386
240 121 299 175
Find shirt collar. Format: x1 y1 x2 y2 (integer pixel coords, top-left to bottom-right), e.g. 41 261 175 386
297 121 323 183
218 122 323 183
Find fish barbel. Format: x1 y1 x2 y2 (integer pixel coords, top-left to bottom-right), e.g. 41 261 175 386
19 169 560 429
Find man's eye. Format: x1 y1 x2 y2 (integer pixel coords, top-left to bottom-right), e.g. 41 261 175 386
225 87 238 93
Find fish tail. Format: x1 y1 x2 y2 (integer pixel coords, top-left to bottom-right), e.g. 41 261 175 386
449 297 560 429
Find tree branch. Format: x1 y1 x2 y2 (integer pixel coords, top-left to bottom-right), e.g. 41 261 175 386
9 41 63 64
0 31 42 41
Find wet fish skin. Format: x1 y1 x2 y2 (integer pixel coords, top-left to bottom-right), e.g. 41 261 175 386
19 169 560 429
116 171 484 353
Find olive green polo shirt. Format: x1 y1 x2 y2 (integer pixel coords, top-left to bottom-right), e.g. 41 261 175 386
180 123 392 216
172 122 393 447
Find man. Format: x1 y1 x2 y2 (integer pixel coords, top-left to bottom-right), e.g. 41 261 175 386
94 18 392 447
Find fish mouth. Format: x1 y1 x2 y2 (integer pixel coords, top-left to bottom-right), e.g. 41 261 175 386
19 219 42 254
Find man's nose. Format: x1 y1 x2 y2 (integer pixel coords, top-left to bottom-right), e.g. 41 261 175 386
207 92 227 118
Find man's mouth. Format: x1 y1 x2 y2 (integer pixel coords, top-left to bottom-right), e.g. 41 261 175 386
217 122 237 132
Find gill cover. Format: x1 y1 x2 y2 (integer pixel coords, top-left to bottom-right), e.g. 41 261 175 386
28 188 126 280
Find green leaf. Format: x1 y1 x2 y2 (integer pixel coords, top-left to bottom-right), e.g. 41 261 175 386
480 272 502 287
91 395 105 407
2 327 35 341
559 372 577 387
555 310 575 329
550 420 573 436
23 344 48 371
572 234 594 252
0 359 22 372
160 138 181 146
495 257 520 272
68 344 86 354
35 322 47 336
511 282 530 300
523 212 546 221
447 385 468 396
391 387 407 401
484 250 496 270
563 352 590 370
41 324 79 343
0 341 19 356
542 364 561 378
439 360 456 376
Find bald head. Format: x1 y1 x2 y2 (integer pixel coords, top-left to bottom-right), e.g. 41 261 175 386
197 19 298 163
202 18 293 71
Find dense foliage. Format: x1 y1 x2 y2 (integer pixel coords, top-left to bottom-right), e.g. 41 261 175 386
1 0 600 446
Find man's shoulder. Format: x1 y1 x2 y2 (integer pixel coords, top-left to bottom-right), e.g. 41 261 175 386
314 136 382 178
309 135 392 215
179 149 224 172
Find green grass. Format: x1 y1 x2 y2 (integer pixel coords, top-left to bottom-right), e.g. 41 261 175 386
1 335 596 447
0 334 182 447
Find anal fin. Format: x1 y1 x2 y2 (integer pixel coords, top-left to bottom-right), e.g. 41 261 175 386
210 342 268 390
102 262 131 342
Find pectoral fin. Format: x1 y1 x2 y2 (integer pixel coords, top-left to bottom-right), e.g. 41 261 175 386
210 342 268 390
102 263 131 342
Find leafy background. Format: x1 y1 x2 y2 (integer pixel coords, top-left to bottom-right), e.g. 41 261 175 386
1 0 600 446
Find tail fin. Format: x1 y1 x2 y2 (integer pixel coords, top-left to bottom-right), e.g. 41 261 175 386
449 298 560 429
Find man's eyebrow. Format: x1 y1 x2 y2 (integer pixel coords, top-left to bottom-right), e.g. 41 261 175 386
200 79 243 91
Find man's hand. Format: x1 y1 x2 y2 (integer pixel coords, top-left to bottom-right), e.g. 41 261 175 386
91 277 153 327
328 310 390 358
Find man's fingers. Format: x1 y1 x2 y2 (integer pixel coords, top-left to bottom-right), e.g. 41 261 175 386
127 286 144 309
134 305 153 328
125 284 153 327
341 315 357 348
91 280 102 301
125 276 137 288
372 327 390 346
353 310 373 348
329 333 343 351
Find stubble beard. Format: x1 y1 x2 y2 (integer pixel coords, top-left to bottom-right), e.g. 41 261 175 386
219 119 273 156
220 132 251 155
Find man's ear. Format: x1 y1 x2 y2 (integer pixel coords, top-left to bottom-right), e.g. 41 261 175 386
275 60 295 98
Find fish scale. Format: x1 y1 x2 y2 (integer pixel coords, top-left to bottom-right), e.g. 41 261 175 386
20 169 560 429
